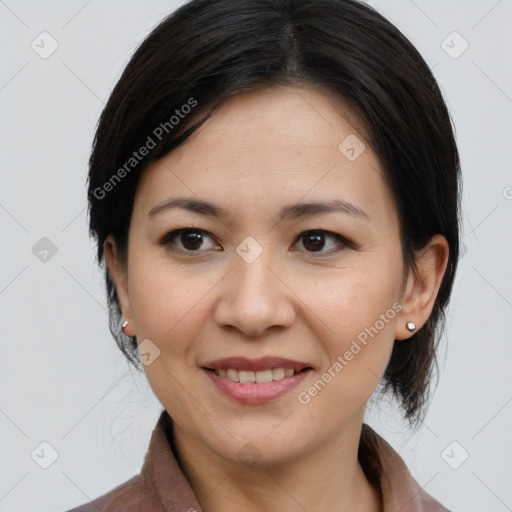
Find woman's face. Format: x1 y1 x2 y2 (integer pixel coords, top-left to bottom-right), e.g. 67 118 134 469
109 85 416 464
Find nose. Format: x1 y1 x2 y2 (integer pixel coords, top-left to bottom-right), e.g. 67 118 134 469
213 250 296 337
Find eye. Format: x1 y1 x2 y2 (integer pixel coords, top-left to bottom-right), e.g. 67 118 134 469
158 228 221 253
293 230 349 256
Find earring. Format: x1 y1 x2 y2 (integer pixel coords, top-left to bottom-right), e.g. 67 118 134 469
406 321 416 332
121 319 129 334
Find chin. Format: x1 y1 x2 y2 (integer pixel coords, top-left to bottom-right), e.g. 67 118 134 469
192 418 314 467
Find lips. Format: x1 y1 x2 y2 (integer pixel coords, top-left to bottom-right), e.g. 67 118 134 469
201 356 313 372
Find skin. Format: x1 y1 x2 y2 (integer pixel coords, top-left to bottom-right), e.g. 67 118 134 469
104 84 449 512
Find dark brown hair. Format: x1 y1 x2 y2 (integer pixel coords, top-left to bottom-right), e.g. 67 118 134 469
87 0 462 427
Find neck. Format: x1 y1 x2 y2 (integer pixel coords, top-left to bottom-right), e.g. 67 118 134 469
172 414 382 512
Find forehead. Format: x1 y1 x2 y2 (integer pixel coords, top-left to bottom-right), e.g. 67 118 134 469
180 84 370 154
135 85 397 229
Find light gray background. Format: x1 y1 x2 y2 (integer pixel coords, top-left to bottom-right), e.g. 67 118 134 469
1 1 511 511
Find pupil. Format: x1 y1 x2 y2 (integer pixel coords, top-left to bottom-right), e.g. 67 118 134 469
182 231 203 250
304 233 324 252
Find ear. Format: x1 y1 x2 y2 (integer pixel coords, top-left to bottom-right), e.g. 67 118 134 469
395 234 450 340
103 234 136 337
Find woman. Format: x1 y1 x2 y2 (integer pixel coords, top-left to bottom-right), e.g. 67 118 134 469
68 0 461 510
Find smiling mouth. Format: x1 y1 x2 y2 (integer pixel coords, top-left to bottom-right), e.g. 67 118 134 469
203 367 312 383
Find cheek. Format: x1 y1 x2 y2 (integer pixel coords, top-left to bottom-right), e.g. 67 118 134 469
298 270 399 397
127 260 211 418
300 265 399 341
127 258 211 355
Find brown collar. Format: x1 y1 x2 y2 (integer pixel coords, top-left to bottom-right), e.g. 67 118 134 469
141 410 450 512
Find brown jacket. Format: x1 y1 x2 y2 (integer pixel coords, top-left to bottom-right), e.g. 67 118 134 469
66 409 450 512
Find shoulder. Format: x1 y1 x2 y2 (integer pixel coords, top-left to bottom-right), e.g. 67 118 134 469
64 474 160 512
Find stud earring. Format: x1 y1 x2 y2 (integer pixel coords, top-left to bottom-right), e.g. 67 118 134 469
406 321 416 332
121 319 129 334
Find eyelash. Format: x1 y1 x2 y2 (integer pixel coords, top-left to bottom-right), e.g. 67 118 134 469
157 228 352 257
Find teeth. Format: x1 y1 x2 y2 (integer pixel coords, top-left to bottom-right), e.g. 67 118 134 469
272 368 285 380
213 367 302 383
255 369 273 383
227 369 239 382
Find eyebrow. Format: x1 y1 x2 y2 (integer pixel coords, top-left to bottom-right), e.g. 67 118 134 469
147 196 370 222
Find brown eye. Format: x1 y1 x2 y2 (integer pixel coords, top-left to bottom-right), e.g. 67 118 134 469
159 228 220 253
302 233 325 252
295 230 349 255
180 230 205 251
